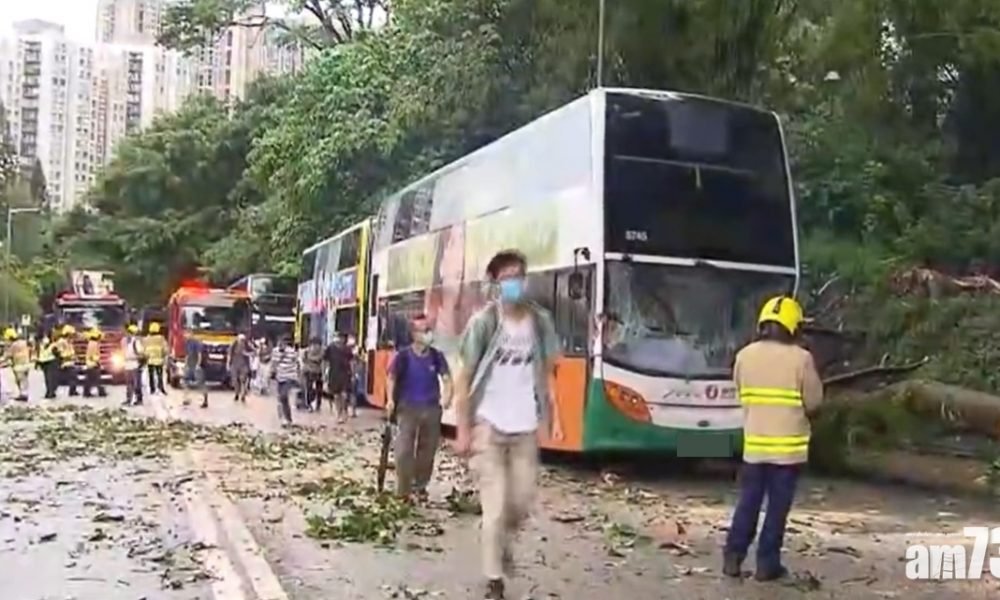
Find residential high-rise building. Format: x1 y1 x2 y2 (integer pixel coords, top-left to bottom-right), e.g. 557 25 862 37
0 3 307 212
97 0 163 45
0 20 193 211
0 20 91 211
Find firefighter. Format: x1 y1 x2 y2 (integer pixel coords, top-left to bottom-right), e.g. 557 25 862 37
4 328 31 401
144 322 167 395
57 324 79 397
122 323 145 406
36 329 58 399
83 327 108 398
723 296 823 581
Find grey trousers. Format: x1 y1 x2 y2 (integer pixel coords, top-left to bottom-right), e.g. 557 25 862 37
394 403 442 497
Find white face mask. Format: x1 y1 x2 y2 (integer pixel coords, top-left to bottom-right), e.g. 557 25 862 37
416 331 433 345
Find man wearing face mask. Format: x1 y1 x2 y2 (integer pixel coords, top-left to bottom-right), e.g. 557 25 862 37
453 249 564 600
386 314 452 502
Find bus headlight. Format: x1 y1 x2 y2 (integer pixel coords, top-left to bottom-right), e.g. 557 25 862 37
110 352 125 372
603 380 651 423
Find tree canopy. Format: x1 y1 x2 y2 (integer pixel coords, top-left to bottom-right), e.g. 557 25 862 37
52 0 1000 387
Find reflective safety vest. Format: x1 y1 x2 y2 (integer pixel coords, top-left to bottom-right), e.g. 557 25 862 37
37 339 55 363
734 339 824 465
144 334 166 366
9 340 30 372
85 340 101 368
57 338 76 367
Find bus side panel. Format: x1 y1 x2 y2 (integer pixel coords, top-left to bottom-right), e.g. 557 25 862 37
538 356 586 452
371 348 392 408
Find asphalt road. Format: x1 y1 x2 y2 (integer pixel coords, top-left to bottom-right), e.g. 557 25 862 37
1 370 1000 600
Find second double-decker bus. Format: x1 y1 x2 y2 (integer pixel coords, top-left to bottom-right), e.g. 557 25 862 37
227 273 297 344
364 88 798 457
296 218 374 348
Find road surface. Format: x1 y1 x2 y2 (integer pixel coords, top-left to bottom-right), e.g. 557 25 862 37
1 370 999 600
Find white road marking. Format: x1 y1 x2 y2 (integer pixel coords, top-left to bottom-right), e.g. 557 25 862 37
150 391 289 600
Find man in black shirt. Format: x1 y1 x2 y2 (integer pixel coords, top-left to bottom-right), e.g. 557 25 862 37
324 332 354 423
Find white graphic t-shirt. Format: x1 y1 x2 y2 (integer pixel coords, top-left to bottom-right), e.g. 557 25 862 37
477 315 538 434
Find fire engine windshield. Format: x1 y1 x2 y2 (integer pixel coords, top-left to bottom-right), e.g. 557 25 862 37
59 305 126 329
181 304 250 333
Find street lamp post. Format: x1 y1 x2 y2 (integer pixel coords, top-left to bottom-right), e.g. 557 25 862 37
4 206 42 325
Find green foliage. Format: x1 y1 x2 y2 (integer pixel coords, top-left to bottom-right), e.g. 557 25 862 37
55 0 1000 392
158 0 388 51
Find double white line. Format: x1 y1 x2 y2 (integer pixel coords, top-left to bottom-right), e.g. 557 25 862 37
148 394 290 600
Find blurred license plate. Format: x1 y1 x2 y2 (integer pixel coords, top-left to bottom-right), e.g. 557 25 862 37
676 431 731 458
209 353 225 360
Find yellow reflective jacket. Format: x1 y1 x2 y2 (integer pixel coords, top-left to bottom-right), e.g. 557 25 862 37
734 339 823 465
37 339 56 363
85 340 101 368
57 338 76 366
144 334 166 366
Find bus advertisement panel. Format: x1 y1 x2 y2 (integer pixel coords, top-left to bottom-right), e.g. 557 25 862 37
296 219 372 348
363 88 798 458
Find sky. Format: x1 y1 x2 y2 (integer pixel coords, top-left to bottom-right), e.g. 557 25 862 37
1 0 102 43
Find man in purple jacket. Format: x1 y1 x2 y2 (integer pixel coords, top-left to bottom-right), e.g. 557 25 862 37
385 314 453 502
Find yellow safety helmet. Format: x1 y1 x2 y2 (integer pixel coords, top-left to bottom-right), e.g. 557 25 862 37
3 327 17 341
61 324 76 336
757 295 804 335
127 324 139 334
149 322 161 334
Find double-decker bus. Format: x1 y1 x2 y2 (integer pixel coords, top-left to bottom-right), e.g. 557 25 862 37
363 88 798 456
296 218 374 348
165 282 252 387
227 273 296 344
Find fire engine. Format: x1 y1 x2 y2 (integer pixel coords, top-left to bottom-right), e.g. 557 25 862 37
165 281 252 388
52 270 128 382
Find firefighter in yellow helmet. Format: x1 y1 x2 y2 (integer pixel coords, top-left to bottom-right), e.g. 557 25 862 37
83 327 108 398
56 324 80 397
4 327 31 401
36 327 59 399
144 322 167 395
723 296 823 582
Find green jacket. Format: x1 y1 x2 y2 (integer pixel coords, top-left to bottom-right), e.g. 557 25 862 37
457 301 560 430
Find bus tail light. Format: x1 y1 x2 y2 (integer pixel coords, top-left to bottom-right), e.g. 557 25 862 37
603 381 651 423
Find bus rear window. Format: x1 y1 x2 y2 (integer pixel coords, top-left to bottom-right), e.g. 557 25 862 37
603 92 794 267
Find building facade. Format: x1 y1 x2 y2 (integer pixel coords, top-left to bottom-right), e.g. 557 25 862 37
0 2 306 212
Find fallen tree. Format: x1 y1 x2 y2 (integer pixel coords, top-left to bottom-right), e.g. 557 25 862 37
810 379 1000 495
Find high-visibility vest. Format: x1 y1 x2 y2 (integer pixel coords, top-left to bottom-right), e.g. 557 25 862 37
58 338 76 367
38 339 55 363
144 334 166 366
85 340 101 368
734 339 824 465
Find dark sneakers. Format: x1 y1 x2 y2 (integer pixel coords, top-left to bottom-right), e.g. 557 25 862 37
485 579 504 599
754 565 789 581
722 553 744 578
